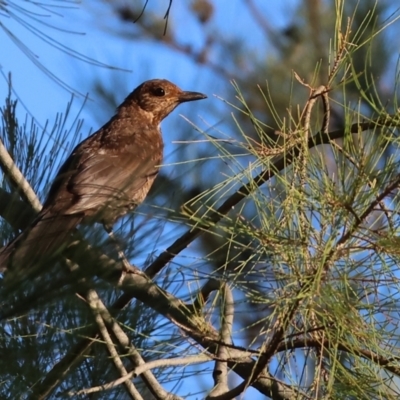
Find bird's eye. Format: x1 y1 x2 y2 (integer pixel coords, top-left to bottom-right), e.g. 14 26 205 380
152 87 165 96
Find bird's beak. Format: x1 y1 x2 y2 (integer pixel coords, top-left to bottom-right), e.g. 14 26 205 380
178 91 207 103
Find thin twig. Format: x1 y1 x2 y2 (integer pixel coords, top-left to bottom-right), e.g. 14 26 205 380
278 337 400 377
144 115 400 279
133 0 148 23
0 120 140 397
75 289 143 399
328 17 352 83
0 136 41 212
321 89 330 134
87 286 183 400
163 0 173 35
82 354 213 395
2 116 399 400
207 283 234 399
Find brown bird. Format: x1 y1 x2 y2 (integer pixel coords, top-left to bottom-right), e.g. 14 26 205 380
0 79 206 272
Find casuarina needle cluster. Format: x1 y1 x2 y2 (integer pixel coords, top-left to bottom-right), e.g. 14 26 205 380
0 79 207 271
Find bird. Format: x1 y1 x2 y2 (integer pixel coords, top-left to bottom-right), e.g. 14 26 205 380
0 79 207 272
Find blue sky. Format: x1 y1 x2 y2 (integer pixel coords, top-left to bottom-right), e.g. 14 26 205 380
1 2 298 398
3 1 400 398
0 0 297 130
0 0 302 215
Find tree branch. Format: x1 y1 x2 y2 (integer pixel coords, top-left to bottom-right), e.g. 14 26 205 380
207 283 234 399
144 115 400 278
1 116 399 400
81 289 142 399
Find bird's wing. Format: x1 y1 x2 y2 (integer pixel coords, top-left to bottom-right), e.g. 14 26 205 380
0 211 83 270
65 152 159 215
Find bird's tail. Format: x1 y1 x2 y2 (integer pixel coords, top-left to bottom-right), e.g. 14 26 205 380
0 210 83 273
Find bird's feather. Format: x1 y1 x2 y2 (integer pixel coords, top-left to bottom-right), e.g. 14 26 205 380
0 79 206 272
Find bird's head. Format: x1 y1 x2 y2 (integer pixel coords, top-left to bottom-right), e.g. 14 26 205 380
123 79 207 123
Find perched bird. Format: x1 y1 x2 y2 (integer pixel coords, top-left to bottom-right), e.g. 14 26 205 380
0 79 206 272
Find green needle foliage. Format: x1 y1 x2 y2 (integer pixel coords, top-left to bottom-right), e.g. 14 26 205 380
1 1 400 399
